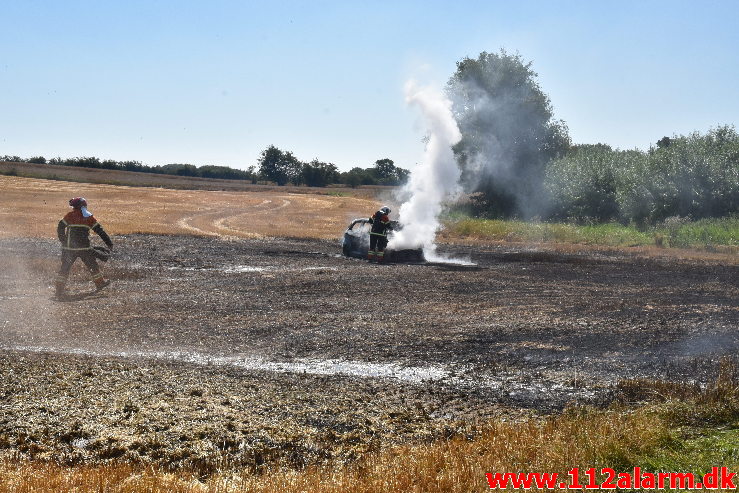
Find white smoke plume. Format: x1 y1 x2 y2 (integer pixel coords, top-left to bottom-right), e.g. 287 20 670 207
389 81 462 259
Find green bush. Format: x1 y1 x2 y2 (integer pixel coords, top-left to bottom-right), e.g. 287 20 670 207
545 126 739 224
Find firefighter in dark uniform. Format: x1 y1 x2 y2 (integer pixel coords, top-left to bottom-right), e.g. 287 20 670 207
55 197 113 298
368 206 392 262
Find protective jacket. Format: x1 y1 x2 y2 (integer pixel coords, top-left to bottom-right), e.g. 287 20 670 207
369 211 391 236
57 209 113 251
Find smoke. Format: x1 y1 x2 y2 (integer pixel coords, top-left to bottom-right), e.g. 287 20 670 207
444 51 570 219
388 81 462 259
0 239 59 348
451 78 549 218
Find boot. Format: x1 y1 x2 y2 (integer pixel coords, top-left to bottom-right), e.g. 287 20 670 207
367 251 376 263
95 278 111 291
93 273 111 291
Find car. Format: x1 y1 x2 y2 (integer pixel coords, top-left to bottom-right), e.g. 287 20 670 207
342 218 424 263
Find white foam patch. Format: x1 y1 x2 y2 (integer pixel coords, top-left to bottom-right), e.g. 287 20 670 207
0 344 603 402
223 265 269 273
1 344 450 385
168 265 339 273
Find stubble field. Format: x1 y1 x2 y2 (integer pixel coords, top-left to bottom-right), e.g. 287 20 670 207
0 172 737 482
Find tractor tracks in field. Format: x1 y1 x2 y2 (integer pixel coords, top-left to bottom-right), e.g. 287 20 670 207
176 198 292 238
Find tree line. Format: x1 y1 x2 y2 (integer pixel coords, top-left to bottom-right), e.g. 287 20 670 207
545 127 738 224
254 146 408 187
446 50 737 224
0 152 409 188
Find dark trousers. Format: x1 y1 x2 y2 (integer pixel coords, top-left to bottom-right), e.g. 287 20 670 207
369 234 388 252
59 250 101 278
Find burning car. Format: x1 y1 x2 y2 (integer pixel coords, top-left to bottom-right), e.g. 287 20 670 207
342 218 424 263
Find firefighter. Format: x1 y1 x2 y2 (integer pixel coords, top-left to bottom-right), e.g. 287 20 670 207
367 206 392 263
55 197 114 298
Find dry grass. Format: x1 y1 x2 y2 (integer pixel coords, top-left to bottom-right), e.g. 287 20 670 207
3 364 736 492
0 175 379 241
0 409 666 492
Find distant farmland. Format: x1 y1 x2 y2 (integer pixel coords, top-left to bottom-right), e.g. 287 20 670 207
0 160 385 194
0 165 381 240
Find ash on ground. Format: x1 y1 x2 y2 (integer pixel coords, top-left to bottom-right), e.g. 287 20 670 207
0 235 736 470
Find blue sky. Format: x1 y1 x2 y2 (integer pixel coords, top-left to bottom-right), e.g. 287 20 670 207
1 0 737 172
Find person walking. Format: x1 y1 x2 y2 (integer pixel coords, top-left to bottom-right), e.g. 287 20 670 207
367 206 392 263
55 197 113 298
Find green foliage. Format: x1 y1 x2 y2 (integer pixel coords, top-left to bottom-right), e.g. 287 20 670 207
638 429 739 477
340 167 374 188
49 156 101 168
158 163 199 177
660 216 739 248
371 158 409 186
443 215 737 250
299 160 340 187
198 165 254 181
4 148 404 189
545 144 620 222
257 145 301 186
256 147 406 188
447 49 571 218
336 160 410 188
546 126 739 223
8 154 257 181
646 126 739 220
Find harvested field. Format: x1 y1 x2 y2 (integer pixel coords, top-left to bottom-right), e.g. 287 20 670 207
0 175 737 474
1 236 738 471
0 174 378 240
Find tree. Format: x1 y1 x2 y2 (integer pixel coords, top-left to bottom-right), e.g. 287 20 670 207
656 136 672 149
159 163 198 177
257 145 301 185
301 159 339 187
120 160 145 172
341 167 371 188
373 158 396 182
245 165 258 184
545 145 620 222
200 165 254 180
447 50 570 218
371 159 410 186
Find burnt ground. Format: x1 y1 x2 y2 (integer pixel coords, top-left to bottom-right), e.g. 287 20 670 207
0 234 737 471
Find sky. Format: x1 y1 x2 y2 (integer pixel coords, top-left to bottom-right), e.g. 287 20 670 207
1 0 738 172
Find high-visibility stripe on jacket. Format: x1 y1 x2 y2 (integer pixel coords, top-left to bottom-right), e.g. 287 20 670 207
57 209 113 250
368 211 391 236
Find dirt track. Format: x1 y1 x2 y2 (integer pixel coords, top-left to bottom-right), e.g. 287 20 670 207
1 233 737 470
